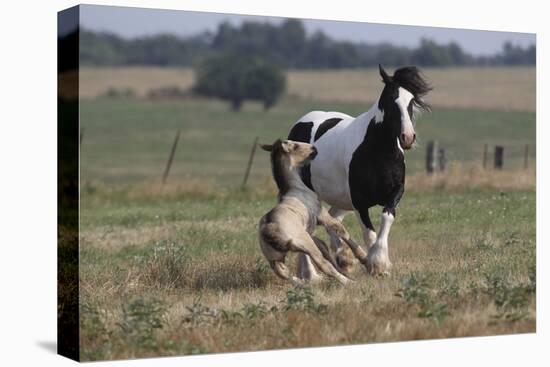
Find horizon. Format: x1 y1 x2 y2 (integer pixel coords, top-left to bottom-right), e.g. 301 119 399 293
74 4 535 57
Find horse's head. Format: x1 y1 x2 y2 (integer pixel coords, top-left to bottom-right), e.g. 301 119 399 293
377 65 432 150
261 139 317 168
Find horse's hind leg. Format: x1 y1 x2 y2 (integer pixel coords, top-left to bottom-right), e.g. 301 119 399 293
270 260 302 286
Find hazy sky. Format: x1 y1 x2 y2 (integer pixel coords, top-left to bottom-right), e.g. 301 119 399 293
77 4 535 56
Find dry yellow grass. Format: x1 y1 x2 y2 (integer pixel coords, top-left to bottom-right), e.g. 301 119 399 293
71 66 535 112
406 162 535 192
80 234 535 361
287 67 535 112
78 171 535 361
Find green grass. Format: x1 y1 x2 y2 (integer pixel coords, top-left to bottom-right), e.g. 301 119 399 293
80 97 535 185
78 95 535 361
79 187 535 361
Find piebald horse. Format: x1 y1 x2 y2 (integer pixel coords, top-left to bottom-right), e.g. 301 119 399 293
288 65 432 277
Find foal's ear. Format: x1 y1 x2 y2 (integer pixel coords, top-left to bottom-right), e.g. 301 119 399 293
259 143 273 152
379 64 392 84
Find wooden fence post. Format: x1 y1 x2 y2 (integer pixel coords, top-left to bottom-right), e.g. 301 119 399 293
482 143 488 169
524 144 529 169
494 146 504 169
426 140 437 174
437 148 447 172
242 136 259 188
162 130 181 184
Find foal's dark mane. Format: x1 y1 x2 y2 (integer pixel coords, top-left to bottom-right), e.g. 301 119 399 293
269 139 290 199
392 66 433 112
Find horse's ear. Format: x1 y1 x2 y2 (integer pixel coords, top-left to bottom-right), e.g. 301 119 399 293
259 143 273 152
379 64 392 84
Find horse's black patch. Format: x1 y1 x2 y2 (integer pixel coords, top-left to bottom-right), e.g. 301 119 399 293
314 118 342 141
348 117 405 225
288 122 314 143
288 122 314 190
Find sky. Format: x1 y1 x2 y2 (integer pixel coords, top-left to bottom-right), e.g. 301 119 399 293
75 4 536 56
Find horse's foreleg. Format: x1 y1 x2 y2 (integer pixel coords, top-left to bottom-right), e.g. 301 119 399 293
356 210 377 250
365 186 404 276
365 211 394 276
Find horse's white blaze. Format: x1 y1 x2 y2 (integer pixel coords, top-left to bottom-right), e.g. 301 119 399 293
396 87 415 138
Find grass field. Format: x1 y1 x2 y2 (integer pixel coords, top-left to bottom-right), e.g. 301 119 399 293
80 97 535 186
79 185 535 361
75 67 536 361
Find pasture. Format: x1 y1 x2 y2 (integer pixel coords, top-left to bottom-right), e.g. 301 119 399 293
76 68 536 361
76 66 536 112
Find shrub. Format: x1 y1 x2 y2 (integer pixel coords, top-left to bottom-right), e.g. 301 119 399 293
118 298 167 351
101 87 136 99
483 272 534 321
283 285 328 315
80 303 111 360
396 273 449 324
147 86 191 100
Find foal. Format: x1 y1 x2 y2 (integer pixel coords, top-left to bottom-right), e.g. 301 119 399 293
258 139 354 285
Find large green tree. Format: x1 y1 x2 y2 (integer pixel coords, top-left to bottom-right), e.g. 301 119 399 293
193 54 286 111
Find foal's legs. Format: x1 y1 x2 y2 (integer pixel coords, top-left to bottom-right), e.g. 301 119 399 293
297 208 348 281
269 260 303 286
324 207 355 274
312 235 345 273
291 234 351 285
296 254 322 283
296 236 347 282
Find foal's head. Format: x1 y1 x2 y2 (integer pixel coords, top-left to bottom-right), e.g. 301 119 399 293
261 139 317 168
377 65 432 150
261 139 317 194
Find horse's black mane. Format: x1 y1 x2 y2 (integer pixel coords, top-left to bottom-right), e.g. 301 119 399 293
393 66 432 112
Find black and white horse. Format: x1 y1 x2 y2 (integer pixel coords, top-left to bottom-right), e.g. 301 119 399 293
288 65 431 277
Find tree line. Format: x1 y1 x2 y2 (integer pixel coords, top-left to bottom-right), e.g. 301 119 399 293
77 19 535 69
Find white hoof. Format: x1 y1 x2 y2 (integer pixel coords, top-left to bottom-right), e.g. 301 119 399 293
366 244 392 277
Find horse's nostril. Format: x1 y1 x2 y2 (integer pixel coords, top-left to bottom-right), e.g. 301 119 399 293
413 134 416 141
